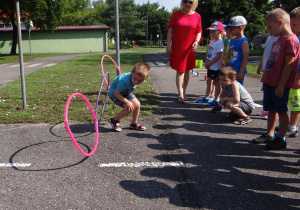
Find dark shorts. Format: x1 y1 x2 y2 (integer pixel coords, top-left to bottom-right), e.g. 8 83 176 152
238 101 253 115
207 69 220 80
263 83 290 112
110 93 136 108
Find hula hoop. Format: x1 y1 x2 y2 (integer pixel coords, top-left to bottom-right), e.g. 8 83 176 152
94 72 110 126
64 93 99 157
100 55 122 85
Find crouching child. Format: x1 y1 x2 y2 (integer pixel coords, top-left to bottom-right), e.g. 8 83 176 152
219 66 255 124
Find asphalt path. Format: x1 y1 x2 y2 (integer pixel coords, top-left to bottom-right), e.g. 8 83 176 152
0 53 299 209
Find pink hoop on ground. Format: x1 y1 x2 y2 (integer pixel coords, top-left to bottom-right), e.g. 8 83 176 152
100 55 122 85
64 93 99 157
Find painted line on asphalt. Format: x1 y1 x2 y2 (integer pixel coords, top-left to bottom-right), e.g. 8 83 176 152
9 64 20 67
156 62 167 66
43 63 57 67
0 163 31 168
146 62 155 67
26 63 43 67
98 161 186 168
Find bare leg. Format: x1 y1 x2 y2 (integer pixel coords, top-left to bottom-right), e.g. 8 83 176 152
226 102 247 117
290 111 300 126
213 79 221 100
267 111 278 135
176 71 184 98
205 77 212 98
183 70 190 98
277 111 289 137
114 98 140 123
130 98 141 124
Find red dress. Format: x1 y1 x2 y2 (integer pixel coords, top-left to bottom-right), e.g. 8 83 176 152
168 10 202 73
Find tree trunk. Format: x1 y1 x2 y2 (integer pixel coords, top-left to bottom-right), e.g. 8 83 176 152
10 21 18 55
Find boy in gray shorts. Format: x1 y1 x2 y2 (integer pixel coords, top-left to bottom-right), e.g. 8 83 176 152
218 66 255 125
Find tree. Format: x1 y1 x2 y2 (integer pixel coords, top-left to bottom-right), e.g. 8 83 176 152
0 0 18 54
147 3 170 44
196 0 270 41
271 0 299 13
60 0 104 25
0 0 63 55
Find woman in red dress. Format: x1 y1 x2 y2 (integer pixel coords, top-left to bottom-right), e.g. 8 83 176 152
166 0 202 104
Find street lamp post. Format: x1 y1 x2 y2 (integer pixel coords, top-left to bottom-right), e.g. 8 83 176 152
26 20 33 56
15 0 27 109
115 0 120 74
146 0 149 47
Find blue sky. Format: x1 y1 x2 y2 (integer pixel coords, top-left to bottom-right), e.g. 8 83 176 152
134 0 180 12
91 0 180 12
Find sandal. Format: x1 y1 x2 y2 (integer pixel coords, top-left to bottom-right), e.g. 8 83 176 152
108 117 122 132
178 97 185 104
233 116 251 125
130 123 146 131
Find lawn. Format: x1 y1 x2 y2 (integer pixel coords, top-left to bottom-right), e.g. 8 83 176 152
0 53 160 124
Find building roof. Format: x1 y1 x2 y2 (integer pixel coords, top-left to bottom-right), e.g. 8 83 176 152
0 25 110 32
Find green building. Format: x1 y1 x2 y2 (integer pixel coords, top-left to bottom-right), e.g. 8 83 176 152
0 25 110 54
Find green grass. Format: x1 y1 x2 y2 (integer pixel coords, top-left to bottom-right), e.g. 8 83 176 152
0 53 160 124
249 48 264 56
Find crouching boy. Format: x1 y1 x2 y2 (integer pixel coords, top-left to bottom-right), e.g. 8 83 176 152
219 66 255 124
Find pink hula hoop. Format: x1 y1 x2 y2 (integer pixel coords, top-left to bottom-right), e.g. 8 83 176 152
64 93 99 157
100 55 122 85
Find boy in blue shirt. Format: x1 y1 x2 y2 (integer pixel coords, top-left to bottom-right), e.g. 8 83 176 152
108 62 150 132
226 16 249 85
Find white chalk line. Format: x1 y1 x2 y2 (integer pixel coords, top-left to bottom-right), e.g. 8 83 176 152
0 163 31 168
98 161 191 168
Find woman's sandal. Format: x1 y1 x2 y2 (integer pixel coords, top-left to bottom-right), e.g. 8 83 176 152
108 117 122 132
130 123 146 131
178 96 185 104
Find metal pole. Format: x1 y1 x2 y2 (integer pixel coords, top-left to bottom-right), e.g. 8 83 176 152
15 0 27 109
115 0 120 75
28 30 32 56
146 0 149 48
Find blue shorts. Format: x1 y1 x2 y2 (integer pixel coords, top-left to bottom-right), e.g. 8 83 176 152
110 93 136 108
207 69 220 80
263 83 290 112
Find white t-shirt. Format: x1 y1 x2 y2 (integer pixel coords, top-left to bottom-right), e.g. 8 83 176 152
262 36 279 71
206 39 224 70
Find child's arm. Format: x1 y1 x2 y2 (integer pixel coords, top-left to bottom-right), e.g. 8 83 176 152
257 58 263 75
219 88 227 105
276 54 296 98
204 52 223 69
114 89 135 112
237 40 249 81
222 82 240 104
294 74 300 89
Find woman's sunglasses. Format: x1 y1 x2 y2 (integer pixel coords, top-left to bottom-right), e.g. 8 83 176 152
183 0 193 4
